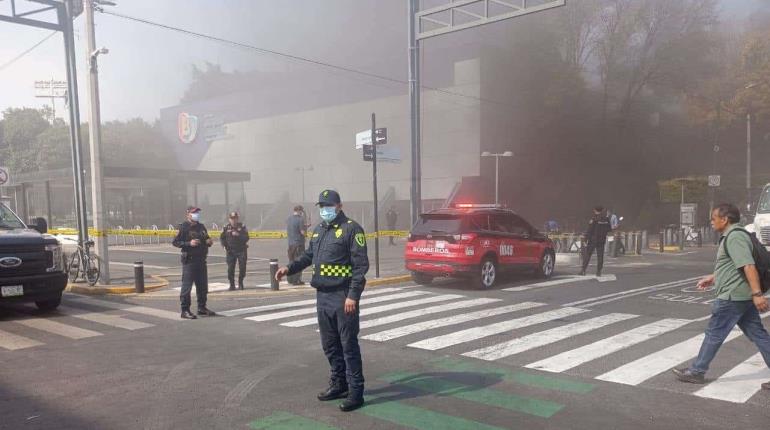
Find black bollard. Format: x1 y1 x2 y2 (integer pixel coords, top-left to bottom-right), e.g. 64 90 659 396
269 258 279 291
134 261 145 294
659 230 665 253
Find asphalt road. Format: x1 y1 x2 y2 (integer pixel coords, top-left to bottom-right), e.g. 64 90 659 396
2 246 769 429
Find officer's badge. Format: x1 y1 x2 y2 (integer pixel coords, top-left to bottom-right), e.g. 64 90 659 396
323 190 329 197
355 233 366 247
335 228 343 238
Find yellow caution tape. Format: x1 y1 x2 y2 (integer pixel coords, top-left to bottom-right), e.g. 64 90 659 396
48 228 411 240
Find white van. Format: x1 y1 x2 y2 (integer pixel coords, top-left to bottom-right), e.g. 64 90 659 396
750 184 770 244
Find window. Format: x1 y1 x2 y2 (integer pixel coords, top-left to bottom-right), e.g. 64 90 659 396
0 204 25 229
509 215 532 236
467 214 489 231
490 214 513 233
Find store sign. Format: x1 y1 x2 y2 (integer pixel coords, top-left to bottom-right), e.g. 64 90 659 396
178 112 199 144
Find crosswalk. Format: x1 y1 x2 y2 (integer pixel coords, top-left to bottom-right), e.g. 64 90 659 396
0 294 182 352
225 286 770 404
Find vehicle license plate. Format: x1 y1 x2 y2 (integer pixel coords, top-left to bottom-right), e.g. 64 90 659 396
1 285 23 297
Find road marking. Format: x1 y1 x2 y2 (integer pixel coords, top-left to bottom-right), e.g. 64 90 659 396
362 302 545 342
379 372 564 418
562 277 700 308
526 318 691 373
596 330 743 386
408 307 590 351
219 287 404 317
245 291 429 322
463 313 638 361
110 261 170 270
173 282 231 293
70 297 182 320
503 276 591 292
359 298 501 330
0 328 44 350
597 274 618 282
281 294 464 327
58 306 155 331
248 411 339 430
358 396 507 430
16 318 102 339
695 353 770 403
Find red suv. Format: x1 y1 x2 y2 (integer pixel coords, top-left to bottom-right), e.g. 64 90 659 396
405 204 556 288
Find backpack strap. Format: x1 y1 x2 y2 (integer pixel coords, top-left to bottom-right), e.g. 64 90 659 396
722 227 751 262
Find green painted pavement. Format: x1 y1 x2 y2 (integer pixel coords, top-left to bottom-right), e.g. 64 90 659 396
380 371 563 418
430 356 595 394
249 411 339 430
359 396 508 430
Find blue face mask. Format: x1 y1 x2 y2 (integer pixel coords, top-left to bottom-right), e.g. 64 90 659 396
190 213 201 222
319 206 337 223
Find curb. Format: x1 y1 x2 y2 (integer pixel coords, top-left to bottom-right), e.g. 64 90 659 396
130 273 413 300
66 276 169 295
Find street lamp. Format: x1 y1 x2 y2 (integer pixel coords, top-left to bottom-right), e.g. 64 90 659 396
745 82 758 212
481 151 513 205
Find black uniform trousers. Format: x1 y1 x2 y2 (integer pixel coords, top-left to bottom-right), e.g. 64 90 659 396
316 288 364 397
226 250 247 287
180 259 208 311
581 242 605 274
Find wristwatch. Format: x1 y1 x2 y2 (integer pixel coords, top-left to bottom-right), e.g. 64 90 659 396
752 292 764 298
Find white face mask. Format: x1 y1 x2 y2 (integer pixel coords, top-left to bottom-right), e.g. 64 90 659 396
190 213 201 222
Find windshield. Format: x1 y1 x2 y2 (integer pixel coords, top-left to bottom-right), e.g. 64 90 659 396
758 187 770 214
412 215 465 235
0 204 26 229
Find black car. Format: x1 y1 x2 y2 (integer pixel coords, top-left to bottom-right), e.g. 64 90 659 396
0 202 67 311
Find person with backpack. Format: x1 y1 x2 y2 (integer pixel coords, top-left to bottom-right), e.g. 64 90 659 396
673 203 770 389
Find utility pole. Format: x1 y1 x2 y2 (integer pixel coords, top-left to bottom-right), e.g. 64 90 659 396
408 0 421 227
747 112 752 212
84 0 110 283
371 113 380 278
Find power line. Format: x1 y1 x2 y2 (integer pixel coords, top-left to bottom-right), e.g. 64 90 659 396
0 31 58 73
100 10 517 110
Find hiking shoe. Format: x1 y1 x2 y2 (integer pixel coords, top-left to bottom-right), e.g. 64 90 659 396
197 307 216 317
672 368 705 384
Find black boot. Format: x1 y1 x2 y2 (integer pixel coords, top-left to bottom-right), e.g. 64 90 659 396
197 307 216 317
339 394 364 412
228 284 236 291
317 382 348 401
181 310 197 320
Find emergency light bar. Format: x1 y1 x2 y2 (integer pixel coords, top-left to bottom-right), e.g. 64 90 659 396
453 203 504 209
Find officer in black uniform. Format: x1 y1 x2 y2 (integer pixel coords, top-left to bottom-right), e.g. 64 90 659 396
220 211 249 290
173 206 216 319
580 206 612 277
276 190 369 412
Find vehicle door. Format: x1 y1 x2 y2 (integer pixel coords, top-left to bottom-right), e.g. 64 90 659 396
509 214 541 264
488 213 523 268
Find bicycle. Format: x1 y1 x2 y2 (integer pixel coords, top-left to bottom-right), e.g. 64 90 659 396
67 240 102 286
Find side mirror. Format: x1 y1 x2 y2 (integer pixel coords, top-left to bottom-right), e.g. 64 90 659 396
30 217 48 234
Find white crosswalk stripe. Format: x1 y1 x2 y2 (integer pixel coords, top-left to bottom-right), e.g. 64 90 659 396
362 302 546 342
245 291 430 322
408 307 591 351
463 313 638 361
0 328 44 350
219 287 404 317
695 353 770 403
281 294 464 327
526 318 691 373
15 318 103 339
59 306 155 331
359 298 501 330
70 297 182 320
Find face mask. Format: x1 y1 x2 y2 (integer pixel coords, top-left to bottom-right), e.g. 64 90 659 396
319 206 337 223
191 213 201 222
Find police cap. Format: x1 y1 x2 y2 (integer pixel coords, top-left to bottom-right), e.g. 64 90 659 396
316 189 341 206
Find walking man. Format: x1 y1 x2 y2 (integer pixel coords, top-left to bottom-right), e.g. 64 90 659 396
276 190 369 412
173 206 215 319
220 211 249 290
286 205 307 286
386 206 398 246
579 206 612 277
673 203 770 389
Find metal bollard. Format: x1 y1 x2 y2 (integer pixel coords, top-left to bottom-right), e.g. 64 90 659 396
659 230 665 253
269 259 279 291
679 229 685 251
134 261 145 293
697 227 703 247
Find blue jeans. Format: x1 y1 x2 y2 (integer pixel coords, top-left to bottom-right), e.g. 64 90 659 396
690 298 770 374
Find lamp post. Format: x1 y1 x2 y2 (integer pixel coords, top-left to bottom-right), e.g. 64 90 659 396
745 82 758 212
481 151 513 205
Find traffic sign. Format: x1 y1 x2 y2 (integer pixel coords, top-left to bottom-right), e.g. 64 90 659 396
355 128 387 149
708 175 720 187
0 167 9 186
362 146 401 163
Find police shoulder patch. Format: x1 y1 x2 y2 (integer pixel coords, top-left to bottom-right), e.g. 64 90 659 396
335 228 343 238
355 232 366 247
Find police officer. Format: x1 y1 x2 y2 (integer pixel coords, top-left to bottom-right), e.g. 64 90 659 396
580 206 612 277
276 190 369 412
220 211 249 290
173 206 215 319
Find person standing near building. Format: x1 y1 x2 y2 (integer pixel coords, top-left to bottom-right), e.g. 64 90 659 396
579 206 612 277
276 190 369 412
386 206 398 246
220 211 249 291
286 206 307 286
173 207 215 319
673 204 770 388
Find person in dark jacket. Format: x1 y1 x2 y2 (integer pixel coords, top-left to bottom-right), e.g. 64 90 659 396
173 207 215 319
386 206 398 246
580 206 612 277
220 211 249 290
276 189 369 412
286 206 307 285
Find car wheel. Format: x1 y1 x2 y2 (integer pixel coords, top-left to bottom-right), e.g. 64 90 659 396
412 272 433 285
36 296 61 312
535 251 555 279
478 257 497 289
